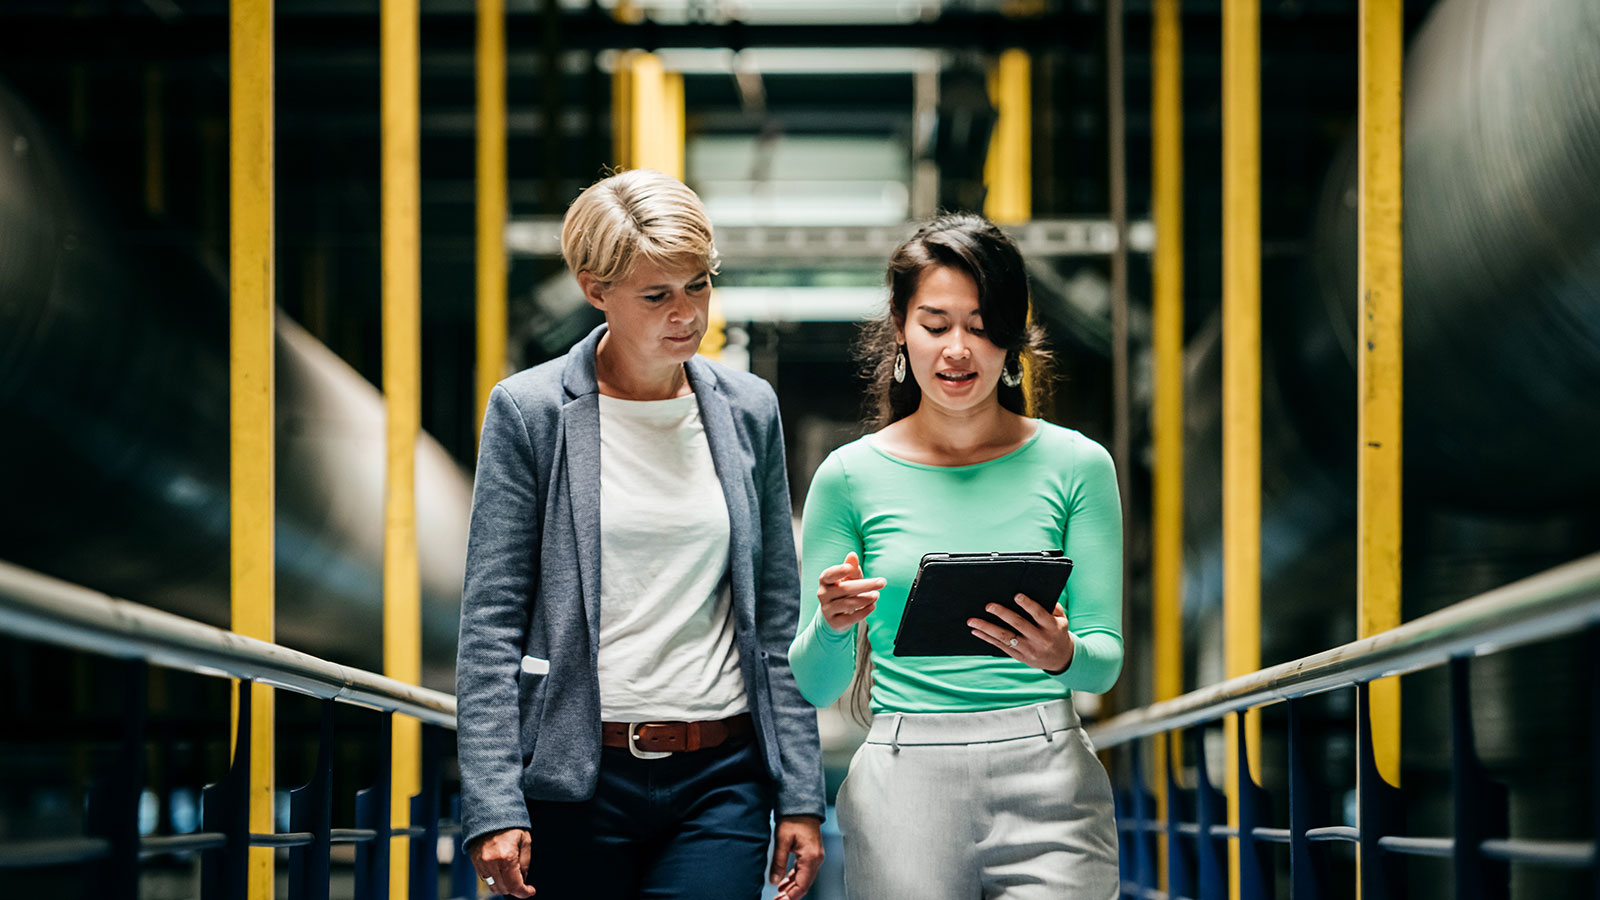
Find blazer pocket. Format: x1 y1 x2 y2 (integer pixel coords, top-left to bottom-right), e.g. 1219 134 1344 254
516 656 550 762
753 651 782 777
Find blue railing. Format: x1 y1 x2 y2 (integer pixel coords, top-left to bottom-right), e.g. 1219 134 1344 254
0 560 475 900
1087 553 1600 900
13 551 1597 899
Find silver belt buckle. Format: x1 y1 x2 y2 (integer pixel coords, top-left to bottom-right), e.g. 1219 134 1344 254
628 722 673 760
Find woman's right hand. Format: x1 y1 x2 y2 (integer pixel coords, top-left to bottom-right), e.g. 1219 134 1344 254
817 551 885 634
469 827 535 897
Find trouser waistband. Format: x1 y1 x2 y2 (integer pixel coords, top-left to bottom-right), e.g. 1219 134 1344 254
864 699 1081 748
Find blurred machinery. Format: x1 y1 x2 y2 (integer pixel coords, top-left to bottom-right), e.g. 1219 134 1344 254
0 83 470 690
1177 0 1600 669
1309 0 1600 511
1177 0 1600 891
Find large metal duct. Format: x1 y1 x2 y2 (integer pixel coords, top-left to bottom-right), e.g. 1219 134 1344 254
1174 0 1600 892
0 81 470 690
1302 0 1600 510
1180 0 1600 657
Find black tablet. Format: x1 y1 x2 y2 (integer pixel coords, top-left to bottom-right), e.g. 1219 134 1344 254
891 550 1074 657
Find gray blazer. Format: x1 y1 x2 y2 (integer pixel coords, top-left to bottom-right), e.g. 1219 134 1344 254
456 324 826 849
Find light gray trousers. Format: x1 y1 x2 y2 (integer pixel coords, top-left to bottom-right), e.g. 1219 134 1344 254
836 699 1119 900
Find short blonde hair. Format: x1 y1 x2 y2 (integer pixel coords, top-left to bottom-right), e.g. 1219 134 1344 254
559 169 720 284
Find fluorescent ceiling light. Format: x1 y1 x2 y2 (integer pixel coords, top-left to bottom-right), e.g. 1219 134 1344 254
596 48 942 75
567 0 942 24
714 286 886 322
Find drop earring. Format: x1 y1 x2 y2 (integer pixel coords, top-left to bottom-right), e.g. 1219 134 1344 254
892 345 907 384
1000 355 1023 388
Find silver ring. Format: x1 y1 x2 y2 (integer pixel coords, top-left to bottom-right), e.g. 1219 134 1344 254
1008 637 1018 649
485 876 496 886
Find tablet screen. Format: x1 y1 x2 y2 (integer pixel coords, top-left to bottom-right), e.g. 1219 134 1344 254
892 551 1073 657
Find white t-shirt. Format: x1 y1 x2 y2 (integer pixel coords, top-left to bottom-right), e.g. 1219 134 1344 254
595 392 748 722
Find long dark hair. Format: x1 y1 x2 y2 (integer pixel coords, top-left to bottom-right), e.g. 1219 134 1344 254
860 212 1052 430
847 212 1055 722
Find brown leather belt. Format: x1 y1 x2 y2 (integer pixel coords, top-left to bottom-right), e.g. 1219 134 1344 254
601 713 754 755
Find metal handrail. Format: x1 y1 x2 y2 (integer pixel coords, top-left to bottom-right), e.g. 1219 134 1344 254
0 560 457 729
0 837 111 867
1087 552 1600 748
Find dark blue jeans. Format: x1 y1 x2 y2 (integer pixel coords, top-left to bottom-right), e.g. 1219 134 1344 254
522 737 775 900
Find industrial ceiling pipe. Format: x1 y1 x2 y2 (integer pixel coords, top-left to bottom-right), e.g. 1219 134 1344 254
0 82 470 689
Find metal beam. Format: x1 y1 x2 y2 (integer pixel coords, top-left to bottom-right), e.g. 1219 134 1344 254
1150 0 1184 893
1106 0 1132 715
476 0 508 438
612 51 684 179
984 48 1031 225
228 2 275 897
382 0 423 895
1222 0 1262 896
2 9 1443 64
504 218 1154 261
0 13 1125 58
1357 0 1404 798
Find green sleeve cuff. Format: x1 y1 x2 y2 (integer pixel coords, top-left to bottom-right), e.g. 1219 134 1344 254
813 613 856 643
1050 630 1123 695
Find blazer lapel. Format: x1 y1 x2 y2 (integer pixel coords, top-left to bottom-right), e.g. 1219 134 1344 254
563 395 604 646
561 325 607 650
688 359 758 635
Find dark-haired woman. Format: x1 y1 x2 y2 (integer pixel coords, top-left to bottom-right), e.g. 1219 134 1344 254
789 213 1122 899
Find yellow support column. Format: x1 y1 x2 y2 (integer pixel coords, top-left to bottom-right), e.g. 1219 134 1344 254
984 48 1032 401
1222 0 1261 897
1358 0 1404 828
383 0 423 895
699 292 726 362
661 69 686 182
654 69 703 351
228 2 275 898
612 51 634 171
613 52 684 179
1151 0 1185 892
476 0 508 434
984 48 1031 225
614 52 708 359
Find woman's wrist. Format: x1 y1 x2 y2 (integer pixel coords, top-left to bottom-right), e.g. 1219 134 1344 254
816 611 855 640
1043 633 1076 675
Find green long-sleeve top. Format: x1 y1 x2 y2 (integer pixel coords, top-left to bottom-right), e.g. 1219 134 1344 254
789 421 1124 713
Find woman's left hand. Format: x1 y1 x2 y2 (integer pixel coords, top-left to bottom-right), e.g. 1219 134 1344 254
969 593 1075 674
770 815 824 900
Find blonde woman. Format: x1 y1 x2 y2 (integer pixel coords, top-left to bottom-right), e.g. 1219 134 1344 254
791 213 1122 899
457 169 824 900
